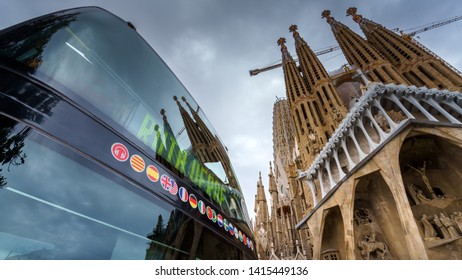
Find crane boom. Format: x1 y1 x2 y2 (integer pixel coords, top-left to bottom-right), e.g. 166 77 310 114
249 46 339 76
250 15 461 76
406 15 462 37
249 62 284 76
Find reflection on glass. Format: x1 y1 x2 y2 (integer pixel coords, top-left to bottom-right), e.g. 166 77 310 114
0 7 250 225
0 115 246 259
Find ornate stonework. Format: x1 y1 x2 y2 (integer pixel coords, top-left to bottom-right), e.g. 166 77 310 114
254 7 462 260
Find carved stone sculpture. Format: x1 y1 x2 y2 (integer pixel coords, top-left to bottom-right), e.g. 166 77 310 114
451 212 462 234
440 212 459 239
421 214 438 240
358 232 388 260
408 161 437 199
433 214 451 239
354 208 372 225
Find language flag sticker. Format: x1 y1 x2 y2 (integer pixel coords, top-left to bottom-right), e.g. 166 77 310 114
229 223 234 235
217 214 223 227
161 174 172 191
146 165 159 182
223 219 229 231
189 194 198 209
178 187 188 202
111 143 129 162
206 206 213 220
212 209 217 223
198 200 206 215
130 154 145 172
169 180 178 195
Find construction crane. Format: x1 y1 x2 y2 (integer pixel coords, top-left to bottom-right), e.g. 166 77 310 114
402 15 462 37
248 45 340 76
249 15 462 76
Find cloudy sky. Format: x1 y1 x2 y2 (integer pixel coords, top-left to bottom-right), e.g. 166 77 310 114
1 0 462 222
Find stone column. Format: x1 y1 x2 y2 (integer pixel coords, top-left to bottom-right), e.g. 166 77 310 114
377 133 428 260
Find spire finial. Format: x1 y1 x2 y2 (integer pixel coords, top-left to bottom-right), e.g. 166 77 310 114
277 37 287 50
160 108 168 122
321 10 334 23
346 7 362 23
289 24 300 39
181 96 196 113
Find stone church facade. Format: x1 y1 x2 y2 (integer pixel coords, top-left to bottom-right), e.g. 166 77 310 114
254 7 462 260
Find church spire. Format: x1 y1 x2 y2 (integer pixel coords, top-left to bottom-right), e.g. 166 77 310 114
268 161 277 193
289 24 347 128
289 24 330 89
321 10 409 86
278 37 327 169
346 7 462 91
256 171 267 202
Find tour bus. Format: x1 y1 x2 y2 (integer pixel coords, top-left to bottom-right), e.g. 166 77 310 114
0 6 256 260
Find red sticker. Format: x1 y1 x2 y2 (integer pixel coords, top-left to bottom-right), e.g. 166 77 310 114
111 143 129 162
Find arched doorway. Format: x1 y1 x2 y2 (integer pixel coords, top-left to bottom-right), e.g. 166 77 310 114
320 206 345 260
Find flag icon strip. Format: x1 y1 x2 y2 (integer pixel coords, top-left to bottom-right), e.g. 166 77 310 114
206 206 213 220
146 165 159 182
189 194 198 209
178 187 188 202
198 200 206 215
229 223 234 235
130 154 145 172
169 179 178 195
217 214 223 227
161 174 172 191
211 209 217 223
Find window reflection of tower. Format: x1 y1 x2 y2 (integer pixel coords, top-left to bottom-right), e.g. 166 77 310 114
174 96 239 191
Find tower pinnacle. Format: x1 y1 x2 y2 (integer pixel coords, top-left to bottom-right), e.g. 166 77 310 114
346 7 362 23
347 8 462 91
322 10 408 85
289 25 300 39
321 10 334 23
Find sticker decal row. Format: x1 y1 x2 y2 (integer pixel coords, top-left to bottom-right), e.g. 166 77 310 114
110 142 254 251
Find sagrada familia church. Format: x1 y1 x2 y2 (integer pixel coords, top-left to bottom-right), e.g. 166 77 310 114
253 7 462 260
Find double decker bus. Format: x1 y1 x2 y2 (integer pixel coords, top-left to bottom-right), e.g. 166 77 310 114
0 6 256 260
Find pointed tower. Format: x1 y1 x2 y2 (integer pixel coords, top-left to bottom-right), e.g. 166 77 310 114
346 7 462 91
178 96 240 191
254 171 271 259
321 10 409 86
290 24 347 128
268 161 282 255
278 37 327 169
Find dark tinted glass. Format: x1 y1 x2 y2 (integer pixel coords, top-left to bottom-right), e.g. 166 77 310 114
0 115 242 259
0 7 250 225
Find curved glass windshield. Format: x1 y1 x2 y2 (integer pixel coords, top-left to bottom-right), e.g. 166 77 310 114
0 7 250 225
